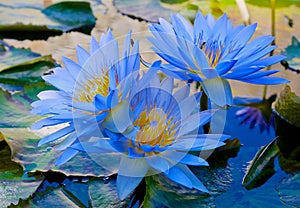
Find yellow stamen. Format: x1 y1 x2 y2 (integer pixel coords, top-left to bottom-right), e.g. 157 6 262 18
74 72 110 103
134 108 178 149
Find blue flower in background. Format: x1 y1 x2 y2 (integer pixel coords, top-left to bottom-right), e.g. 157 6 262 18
31 29 140 165
148 11 289 107
71 74 230 200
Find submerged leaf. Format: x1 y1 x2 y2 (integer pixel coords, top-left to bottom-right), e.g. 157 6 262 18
276 173 300 207
242 138 279 190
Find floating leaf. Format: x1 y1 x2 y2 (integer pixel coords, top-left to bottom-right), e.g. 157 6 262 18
1 128 118 177
242 138 279 190
0 41 57 92
0 1 96 40
143 166 232 208
280 36 300 74
113 0 174 22
276 173 300 207
0 80 55 128
0 133 43 207
113 0 236 22
274 85 300 127
42 1 96 34
89 177 130 207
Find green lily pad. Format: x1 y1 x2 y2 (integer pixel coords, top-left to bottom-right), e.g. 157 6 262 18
242 138 279 190
113 0 174 22
0 41 57 92
113 0 236 23
0 133 43 207
274 85 300 127
0 88 42 128
0 1 96 40
12 174 130 208
1 127 118 177
89 177 130 207
143 166 232 208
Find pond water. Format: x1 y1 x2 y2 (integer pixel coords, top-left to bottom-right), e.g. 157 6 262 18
1 0 300 207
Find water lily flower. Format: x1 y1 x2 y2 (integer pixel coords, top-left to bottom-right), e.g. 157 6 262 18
148 11 289 107
30 29 141 165
71 74 231 200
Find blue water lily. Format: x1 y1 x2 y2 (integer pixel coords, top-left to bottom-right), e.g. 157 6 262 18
30 29 140 165
148 11 289 107
70 74 231 200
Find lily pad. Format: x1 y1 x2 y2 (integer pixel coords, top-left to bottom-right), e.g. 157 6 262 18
143 165 232 208
0 133 43 207
113 0 236 23
0 41 57 92
12 174 130 208
0 1 96 40
242 138 279 190
89 177 130 207
280 36 300 74
274 85 300 127
1 127 118 177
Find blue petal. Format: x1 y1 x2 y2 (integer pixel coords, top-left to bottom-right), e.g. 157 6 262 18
90 36 99 54
42 68 75 93
145 155 170 173
177 164 209 192
55 148 78 166
162 151 209 166
62 56 81 79
164 165 193 189
231 23 257 50
201 78 233 107
103 101 133 133
171 134 230 151
55 134 77 151
118 156 149 177
194 11 211 43
94 94 108 110
178 110 216 136
76 45 90 66
38 125 74 146
31 118 68 130
107 89 119 108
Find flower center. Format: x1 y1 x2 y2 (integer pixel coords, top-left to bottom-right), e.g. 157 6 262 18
134 108 178 149
200 41 222 68
75 72 110 103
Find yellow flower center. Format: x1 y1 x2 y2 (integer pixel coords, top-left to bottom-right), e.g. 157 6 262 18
74 72 110 103
134 108 178 148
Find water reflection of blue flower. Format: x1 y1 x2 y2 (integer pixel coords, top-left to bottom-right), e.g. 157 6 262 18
234 96 275 133
148 11 289 107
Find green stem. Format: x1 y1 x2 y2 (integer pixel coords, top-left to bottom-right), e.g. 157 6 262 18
200 89 210 133
263 0 276 100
